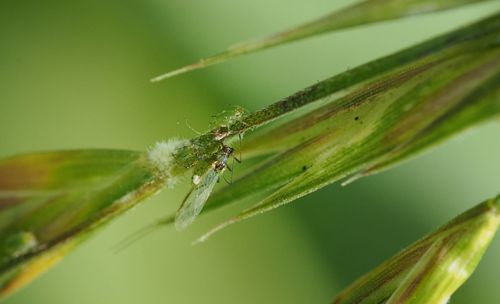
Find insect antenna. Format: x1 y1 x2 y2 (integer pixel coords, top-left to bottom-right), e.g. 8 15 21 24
184 119 203 135
238 133 243 162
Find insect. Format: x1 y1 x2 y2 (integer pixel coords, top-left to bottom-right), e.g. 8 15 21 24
175 144 237 230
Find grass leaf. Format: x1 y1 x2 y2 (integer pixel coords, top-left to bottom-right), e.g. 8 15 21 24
332 195 499 303
152 0 496 81
140 13 499 242
1 6 499 300
184 13 500 241
0 150 164 297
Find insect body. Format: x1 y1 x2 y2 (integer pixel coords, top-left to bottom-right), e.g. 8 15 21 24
175 144 234 230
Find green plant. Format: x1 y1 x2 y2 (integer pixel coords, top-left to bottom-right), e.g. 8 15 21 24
0 0 498 301
331 195 499 303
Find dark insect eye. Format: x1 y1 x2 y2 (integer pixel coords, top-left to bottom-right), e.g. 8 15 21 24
222 145 234 154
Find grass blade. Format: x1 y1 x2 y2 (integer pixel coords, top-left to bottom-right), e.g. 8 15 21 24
171 12 500 159
140 13 500 241
192 16 500 241
1 8 499 299
332 195 499 303
152 0 496 81
0 150 165 297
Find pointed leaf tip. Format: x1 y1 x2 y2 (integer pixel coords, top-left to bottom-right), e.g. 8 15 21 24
151 0 497 81
331 196 500 303
151 62 204 82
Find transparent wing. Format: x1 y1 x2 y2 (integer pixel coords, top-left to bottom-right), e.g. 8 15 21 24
175 169 219 230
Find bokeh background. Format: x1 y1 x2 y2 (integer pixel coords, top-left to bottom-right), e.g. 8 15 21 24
1 0 499 303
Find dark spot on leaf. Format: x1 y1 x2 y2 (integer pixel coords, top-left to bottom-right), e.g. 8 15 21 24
355 116 359 121
302 166 307 172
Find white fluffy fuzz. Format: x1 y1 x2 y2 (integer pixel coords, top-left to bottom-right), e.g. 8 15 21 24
148 138 189 188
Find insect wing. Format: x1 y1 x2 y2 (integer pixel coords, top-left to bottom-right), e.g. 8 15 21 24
175 169 219 230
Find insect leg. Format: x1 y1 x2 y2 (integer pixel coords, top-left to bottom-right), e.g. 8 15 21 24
238 133 243 161
185 119 203 135
230 155 235 183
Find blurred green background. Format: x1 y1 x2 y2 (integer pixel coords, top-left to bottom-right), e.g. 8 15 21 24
1 0 499 303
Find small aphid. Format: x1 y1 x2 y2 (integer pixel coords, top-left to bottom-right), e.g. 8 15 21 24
175 144 235 230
